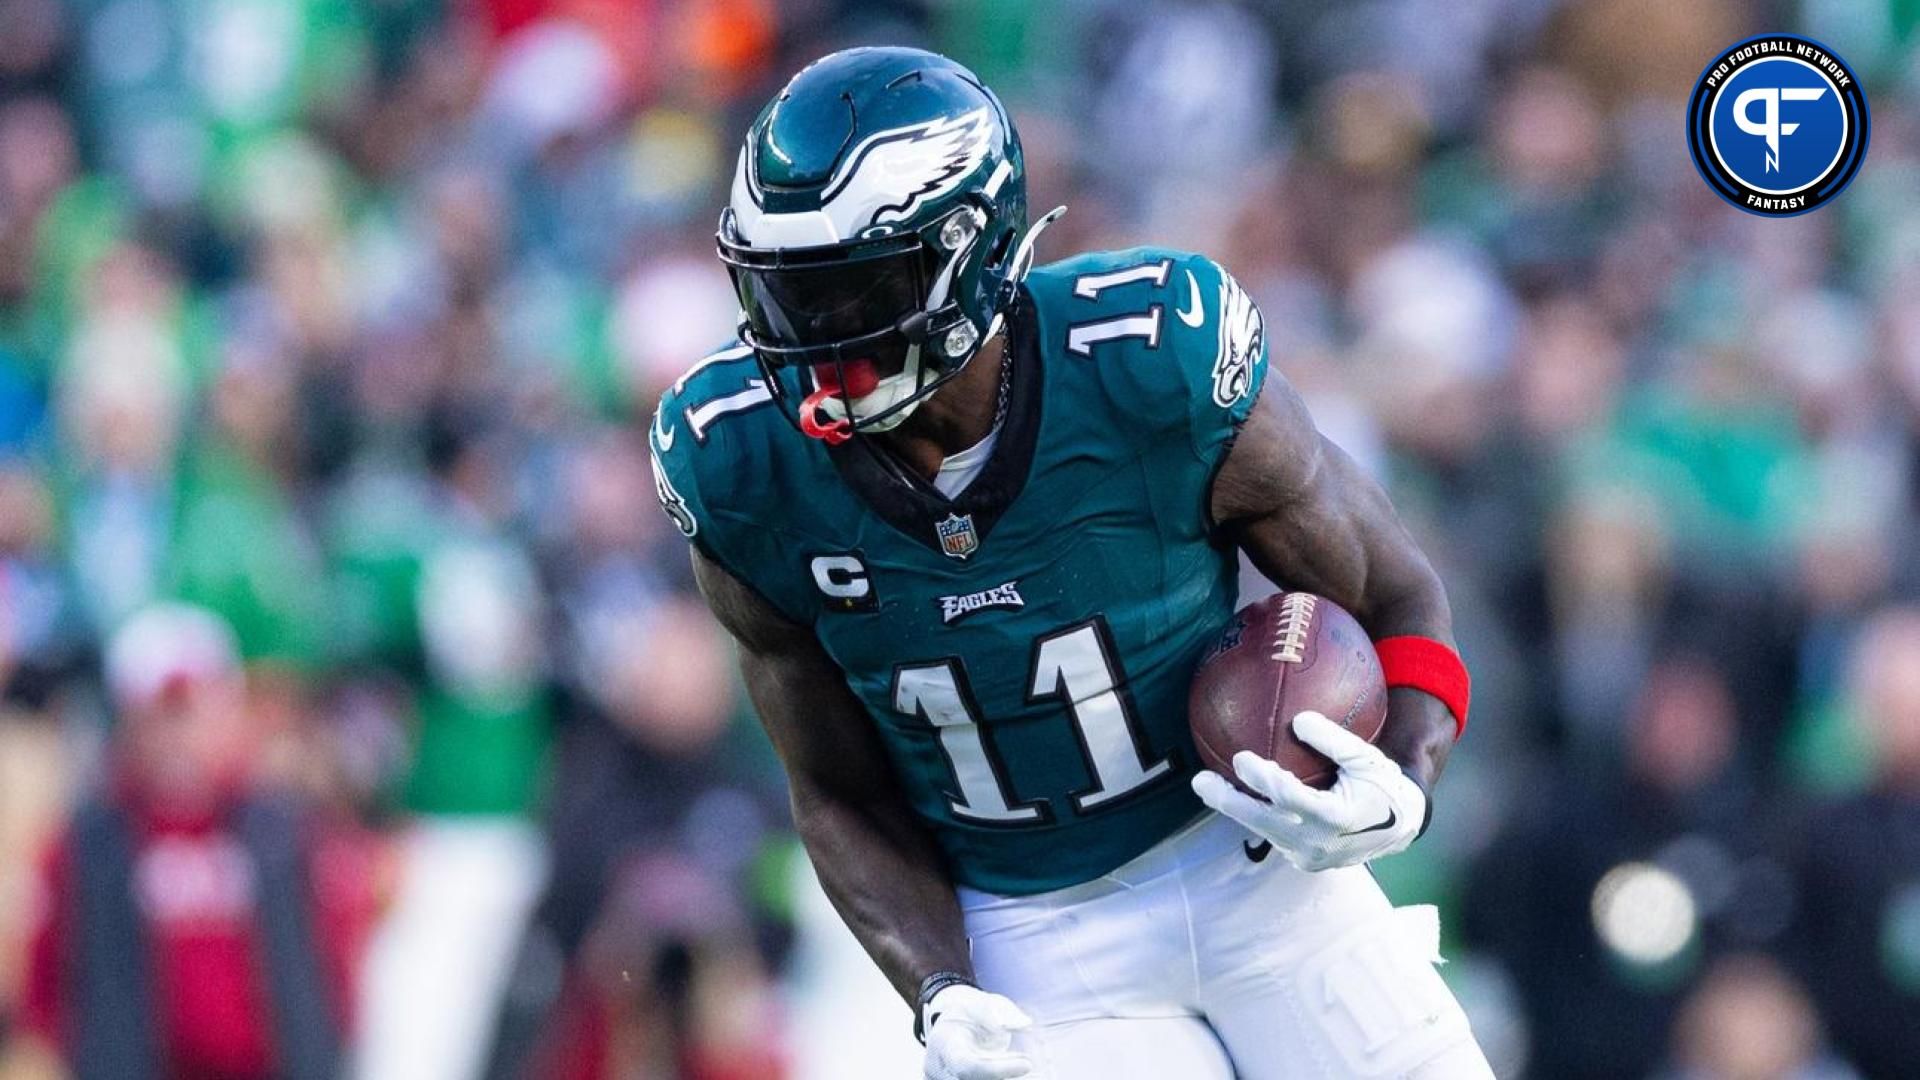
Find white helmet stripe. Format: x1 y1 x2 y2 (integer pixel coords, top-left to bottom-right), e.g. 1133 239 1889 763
729 156 844 245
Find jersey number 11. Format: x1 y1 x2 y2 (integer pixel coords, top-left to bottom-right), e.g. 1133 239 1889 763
892 616 1174 824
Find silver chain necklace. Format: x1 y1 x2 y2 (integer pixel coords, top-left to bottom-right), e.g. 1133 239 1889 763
989 336 1013 431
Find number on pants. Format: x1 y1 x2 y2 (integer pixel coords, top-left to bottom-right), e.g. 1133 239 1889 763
1318 934 1446 1059
892 616 1172 823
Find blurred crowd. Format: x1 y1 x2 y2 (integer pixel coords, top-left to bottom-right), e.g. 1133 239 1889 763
1 0 1919 1077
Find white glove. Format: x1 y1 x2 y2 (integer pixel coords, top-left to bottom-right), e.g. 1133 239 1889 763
922 983 1035 1080
1191 711 1427 872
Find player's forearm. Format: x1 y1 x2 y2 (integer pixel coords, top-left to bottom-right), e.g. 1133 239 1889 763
692 548 977 1001
792 782 973 1004
1377 688 1454 792
1361 569 1457 793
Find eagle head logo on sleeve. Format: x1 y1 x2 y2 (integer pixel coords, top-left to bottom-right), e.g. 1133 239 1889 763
650 442 697 538
1211 270 1263 409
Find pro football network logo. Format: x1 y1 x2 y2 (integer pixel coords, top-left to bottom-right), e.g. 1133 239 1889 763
1687 35 1869 217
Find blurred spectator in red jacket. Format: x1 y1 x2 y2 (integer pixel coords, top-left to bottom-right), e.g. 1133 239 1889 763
19 604 381 1080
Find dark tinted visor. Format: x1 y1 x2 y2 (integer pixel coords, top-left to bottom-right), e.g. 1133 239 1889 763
726 243 932 349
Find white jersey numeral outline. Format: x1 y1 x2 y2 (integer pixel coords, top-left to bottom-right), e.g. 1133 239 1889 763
892 616 1172 824
684 379 774 444
1066 258 1179 356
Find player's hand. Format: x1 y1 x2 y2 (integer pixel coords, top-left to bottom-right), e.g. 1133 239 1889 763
922 983 1036 1080
1190 711 1427 872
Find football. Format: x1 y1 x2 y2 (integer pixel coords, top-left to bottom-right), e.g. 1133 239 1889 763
1188 592 1389 790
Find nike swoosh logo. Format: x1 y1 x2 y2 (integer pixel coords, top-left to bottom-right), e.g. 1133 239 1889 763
1176 269 1205 328
1244 839 1273 863
1342 809 1398 837
652 409 676 452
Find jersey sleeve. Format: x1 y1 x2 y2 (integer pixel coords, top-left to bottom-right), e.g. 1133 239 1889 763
1050 247 1270 469
650 363 767 598
649 353 819 626
1159 250 1270 467
649 395 714 550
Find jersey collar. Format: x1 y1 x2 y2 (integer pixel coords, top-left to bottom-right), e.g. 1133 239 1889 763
826 292 1043 559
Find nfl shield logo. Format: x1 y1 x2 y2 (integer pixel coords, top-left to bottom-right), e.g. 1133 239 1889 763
936 513 979 560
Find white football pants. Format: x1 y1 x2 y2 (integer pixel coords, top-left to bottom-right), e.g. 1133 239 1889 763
957 813 1493 1079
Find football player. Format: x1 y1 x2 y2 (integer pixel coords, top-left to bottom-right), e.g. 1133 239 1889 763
654 47 1492 1079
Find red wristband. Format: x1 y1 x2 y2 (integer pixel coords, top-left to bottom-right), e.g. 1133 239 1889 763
1374 636 1469 739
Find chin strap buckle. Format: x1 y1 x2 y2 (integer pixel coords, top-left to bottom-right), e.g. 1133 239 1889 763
799 386 853 445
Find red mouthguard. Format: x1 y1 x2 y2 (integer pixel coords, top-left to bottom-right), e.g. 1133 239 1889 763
799 360 882 445
800 386 852 444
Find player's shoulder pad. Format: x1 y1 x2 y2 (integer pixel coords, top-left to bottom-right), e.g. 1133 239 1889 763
649 341 783 543
1027 247 1268 461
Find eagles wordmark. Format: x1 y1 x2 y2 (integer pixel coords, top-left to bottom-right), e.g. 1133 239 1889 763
938 581 1026 624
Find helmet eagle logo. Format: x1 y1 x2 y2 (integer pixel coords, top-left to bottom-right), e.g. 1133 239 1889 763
821 107 997 230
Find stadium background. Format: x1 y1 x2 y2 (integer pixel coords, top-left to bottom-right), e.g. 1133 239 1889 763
0 0 1918 1076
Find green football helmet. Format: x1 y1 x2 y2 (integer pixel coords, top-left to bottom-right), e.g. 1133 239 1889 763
716 46 1059 443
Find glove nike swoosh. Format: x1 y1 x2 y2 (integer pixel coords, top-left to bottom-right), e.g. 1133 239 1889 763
1341 808 1397 837
1244 839 1273 863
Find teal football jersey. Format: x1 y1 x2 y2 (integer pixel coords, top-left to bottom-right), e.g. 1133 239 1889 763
654 248 1269 895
